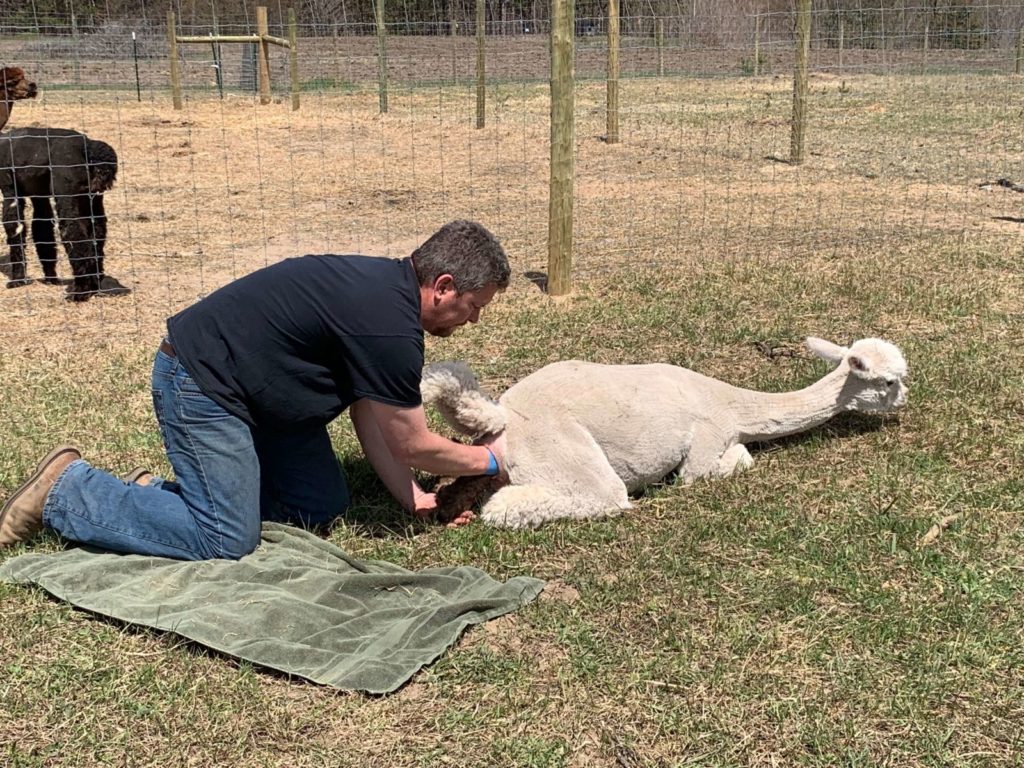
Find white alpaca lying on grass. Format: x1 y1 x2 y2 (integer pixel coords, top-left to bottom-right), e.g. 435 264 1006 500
422 337 909 529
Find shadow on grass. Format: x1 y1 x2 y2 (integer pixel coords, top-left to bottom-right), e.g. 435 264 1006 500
646 411 898 495
331 455 437 539
522 270 548 292
747 410 899 456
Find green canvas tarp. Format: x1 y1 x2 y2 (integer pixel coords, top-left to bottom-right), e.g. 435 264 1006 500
0 523 545 694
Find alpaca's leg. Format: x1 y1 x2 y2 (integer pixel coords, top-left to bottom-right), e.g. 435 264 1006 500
3 195 30 287
87 192 106 277
480 484 631 529
677 425 734 483
82 191 129 297
714 444 754 477
29 196 59 284
483 422 631 528
55 191 99 301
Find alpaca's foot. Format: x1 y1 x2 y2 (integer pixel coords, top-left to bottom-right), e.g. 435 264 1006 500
97 274 131 297
480 485 623 528
63 289 93 302
6 277 31 289
39 276 62 286
715 444 754 477
434 475 501 523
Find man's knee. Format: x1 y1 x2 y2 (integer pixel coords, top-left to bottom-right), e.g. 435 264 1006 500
260 470 350 529
263 494 349 529
195 523 262 561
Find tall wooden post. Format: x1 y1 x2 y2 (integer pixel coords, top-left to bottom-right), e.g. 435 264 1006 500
879 6 888 73
375 0 388 112
450 0 458 82
790 0 811 164
548 0 574 296
656 18 665 76
168 10 183 110
476 0 486 128
753 14 760 76
288 7 300 109
256 6 272 104
1016 28 1023 75
607 0 620 144
838 15 844 72
70 3 81 84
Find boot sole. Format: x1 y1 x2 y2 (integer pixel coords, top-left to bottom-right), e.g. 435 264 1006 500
0 444 81 529
123 467 153 485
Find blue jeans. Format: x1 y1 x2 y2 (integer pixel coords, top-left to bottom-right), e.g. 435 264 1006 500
44 345 350 560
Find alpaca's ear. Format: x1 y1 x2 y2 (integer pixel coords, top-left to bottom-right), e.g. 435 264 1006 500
847 355 868 373
805 337 848 364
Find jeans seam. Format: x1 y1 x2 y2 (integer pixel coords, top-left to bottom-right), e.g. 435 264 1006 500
175 390 226 558
42 459 86 523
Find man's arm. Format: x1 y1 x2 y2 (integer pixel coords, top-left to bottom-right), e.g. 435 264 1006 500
349 399 494 523
353 398 497 476
349 399 428 513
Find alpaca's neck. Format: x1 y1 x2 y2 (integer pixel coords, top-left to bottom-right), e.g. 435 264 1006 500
727 365 850 442
0 101 10 132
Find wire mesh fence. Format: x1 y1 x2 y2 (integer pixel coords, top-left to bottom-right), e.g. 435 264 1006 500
0 2 1021 352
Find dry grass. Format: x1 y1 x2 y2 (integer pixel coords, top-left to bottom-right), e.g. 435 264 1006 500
1 63 1023 767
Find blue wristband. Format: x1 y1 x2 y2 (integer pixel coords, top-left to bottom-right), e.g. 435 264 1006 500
483 448 499 477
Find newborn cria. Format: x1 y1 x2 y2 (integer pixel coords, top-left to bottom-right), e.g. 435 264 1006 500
422 337 909 528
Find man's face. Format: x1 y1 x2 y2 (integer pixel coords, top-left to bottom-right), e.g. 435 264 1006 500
421 276 498 337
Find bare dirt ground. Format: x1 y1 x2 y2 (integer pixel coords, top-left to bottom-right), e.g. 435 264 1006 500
0 62 1018 359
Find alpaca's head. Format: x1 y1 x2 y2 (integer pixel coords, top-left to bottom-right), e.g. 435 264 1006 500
806 337 908 413
0 67 37 102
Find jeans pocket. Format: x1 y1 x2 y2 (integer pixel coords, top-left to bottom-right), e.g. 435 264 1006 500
176 386 230 425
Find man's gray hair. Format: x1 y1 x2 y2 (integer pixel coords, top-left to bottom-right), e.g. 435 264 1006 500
411 220 511 293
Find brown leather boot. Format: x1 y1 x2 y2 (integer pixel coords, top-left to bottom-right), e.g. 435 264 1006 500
0 445 81 547
123 468 154 486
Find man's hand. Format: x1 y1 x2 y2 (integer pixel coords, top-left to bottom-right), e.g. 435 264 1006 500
412 490 477 528
480 431 508 481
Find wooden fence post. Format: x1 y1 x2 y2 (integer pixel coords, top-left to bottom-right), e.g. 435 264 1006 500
256 6 272 104
1016 28 1023 75
838 15 844 72
375 0 388 112
607 0 620 144
790 0 811 164
450 1 457 83
288 7 300 110
753 14 760 76
656 18 665 76
168 10 182 110
548 0 574 296
476 0 486 128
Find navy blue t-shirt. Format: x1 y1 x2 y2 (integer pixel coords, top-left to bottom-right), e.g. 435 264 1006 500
166 254 424 432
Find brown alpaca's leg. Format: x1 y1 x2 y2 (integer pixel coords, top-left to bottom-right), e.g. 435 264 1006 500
89 193 129 297
29 196 60 284
3 195 31 287
434 475 502 524
55 192 99 301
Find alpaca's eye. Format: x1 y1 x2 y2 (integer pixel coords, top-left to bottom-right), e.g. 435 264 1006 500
885 379 896 387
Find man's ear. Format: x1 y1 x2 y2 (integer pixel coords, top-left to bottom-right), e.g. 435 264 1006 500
434 274 457 296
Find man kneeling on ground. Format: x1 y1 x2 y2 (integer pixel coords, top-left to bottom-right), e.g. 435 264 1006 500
0 220 509 560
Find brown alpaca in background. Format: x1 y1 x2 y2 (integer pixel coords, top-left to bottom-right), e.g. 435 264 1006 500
0 128 130 300
0 67 37 131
